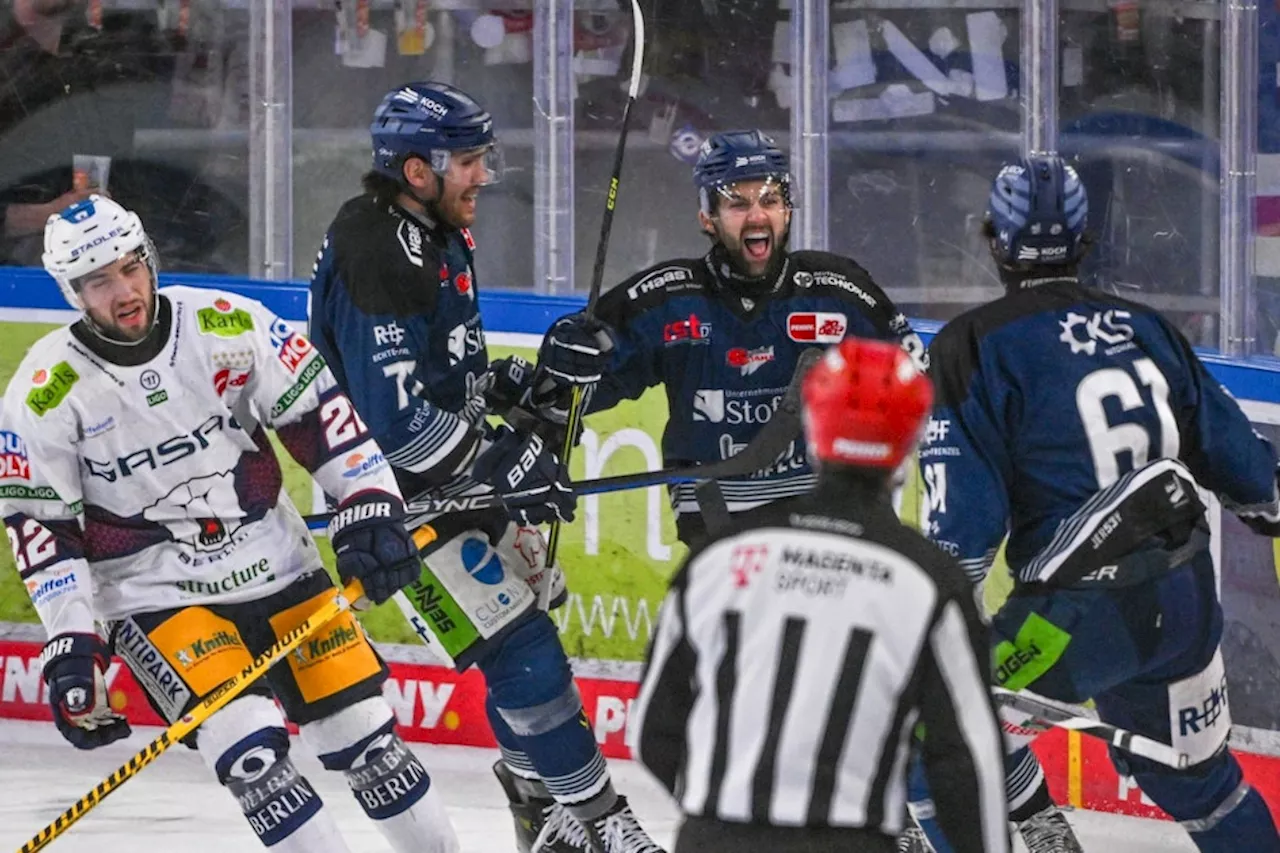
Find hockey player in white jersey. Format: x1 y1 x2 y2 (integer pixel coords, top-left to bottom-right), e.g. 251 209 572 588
0 196 461 853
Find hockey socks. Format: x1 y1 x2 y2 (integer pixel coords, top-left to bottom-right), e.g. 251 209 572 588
304 697 459 853
482 615 617 818
215 725 335 850
197 696 347 852
488 691 617 818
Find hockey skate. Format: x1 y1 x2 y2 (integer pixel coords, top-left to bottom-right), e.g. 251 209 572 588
894 824 933 852
1017 805 1085 853
525 795 665 853
576 797 666 853
493 760 583 853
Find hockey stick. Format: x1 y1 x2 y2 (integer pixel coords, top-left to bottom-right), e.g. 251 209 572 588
14 558 409 852
546 0 646 568
301 348 817 530
992 687 1190 769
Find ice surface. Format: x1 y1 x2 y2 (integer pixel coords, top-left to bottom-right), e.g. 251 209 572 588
0 719 1193 852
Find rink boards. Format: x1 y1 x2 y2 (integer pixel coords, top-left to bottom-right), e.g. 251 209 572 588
0 635 1279 826
0 273 1278 826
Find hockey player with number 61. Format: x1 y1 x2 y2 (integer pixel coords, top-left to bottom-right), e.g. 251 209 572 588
0 196 463 851
634 336 1010 853
906 155 1280 853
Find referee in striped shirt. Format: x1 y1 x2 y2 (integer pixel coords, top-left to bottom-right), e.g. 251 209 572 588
631 338 1010 853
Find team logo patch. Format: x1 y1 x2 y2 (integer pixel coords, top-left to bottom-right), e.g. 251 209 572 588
0 431 30 480
726 345 775 375
277 332 315 373
1058 310 1136 356
25 569 78 607
26 362 79 417
787 312 847 343
460 538 504 585
342 452 386 479
197 306 254 338
456 271 473 295
213 368 250 396
663 313 711 345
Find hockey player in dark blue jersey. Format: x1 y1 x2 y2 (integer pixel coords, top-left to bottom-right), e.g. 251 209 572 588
526 130 927 546
904 155 1280 853
308 81 665 853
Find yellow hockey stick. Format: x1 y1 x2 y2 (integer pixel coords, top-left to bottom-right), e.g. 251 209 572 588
17 576 367 852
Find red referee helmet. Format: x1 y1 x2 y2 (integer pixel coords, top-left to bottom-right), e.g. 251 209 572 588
802 337 933 470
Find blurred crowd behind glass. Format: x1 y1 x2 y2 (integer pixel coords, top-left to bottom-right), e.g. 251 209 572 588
0 1 1225 347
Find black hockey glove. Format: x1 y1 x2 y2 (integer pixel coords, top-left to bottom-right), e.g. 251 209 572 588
328 492 422 605
537 313 616 387
485 355 538 420
472 427 577 526
40 632 131 750
487 354 588 447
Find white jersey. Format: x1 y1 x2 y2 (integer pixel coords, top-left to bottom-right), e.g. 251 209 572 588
0 285 401 636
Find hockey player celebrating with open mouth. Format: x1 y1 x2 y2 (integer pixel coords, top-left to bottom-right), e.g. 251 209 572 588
308 81 665 853
0 196 459 852
906 155 1280 853
527 130 928 548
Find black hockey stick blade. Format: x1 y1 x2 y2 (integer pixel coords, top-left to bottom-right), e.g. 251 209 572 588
578 347 820 494
992 687 1190 769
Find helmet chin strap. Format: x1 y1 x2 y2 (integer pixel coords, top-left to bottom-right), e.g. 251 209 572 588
397 154 449 226
405 173 445 216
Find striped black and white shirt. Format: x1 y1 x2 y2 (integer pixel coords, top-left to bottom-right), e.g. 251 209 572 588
632 477 1010 853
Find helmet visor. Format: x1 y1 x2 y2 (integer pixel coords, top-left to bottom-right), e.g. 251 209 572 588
704 174 794 217
429 142 505 187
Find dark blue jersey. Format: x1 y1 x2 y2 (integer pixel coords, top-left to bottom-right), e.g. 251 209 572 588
921 279 1280 583
588 250 926 517
308 195 489 497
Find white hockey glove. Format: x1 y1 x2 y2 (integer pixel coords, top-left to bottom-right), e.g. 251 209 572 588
499 524 567 610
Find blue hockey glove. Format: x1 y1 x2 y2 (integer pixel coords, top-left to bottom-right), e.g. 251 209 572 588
536 313 616 387
328 492 422 605
472 427 577 526
40 633 132 750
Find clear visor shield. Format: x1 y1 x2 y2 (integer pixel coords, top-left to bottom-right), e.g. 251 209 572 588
429 143 506 187
704 174 795 217
70 243 158 296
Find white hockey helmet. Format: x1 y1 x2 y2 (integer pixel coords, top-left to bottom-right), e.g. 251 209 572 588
42 195 155 311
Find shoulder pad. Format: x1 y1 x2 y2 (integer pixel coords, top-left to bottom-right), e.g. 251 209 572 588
927 310 985 407
789 251 894 316
175 288 260 340
620 261 703 300
599 260 705 319
328 198 442 316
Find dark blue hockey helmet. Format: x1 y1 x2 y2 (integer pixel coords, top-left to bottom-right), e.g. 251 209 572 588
370 81 503 185
693 130 792 215
986 155 1088 267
